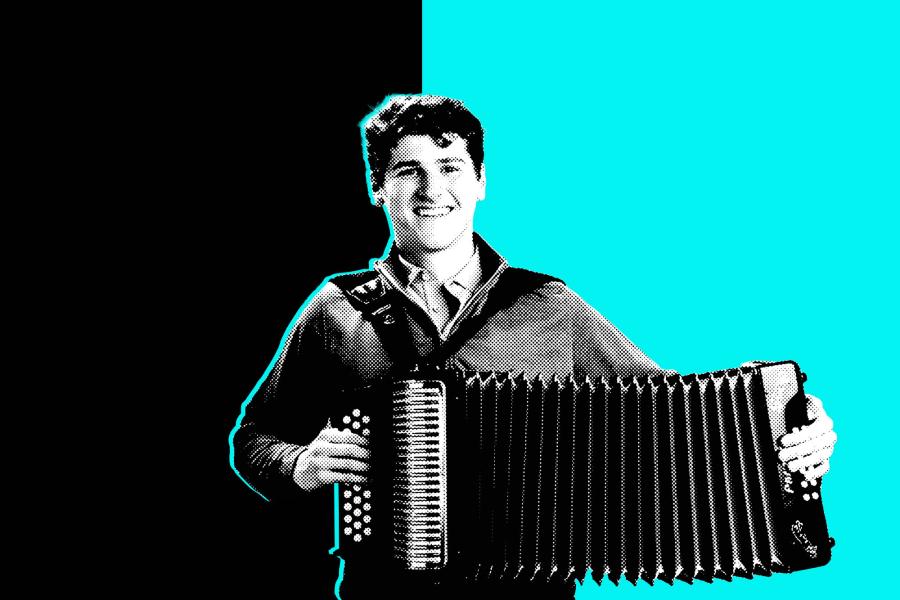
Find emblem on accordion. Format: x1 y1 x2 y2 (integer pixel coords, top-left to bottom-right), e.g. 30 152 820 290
332 360 834 586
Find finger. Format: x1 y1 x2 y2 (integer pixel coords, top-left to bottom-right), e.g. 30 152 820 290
321 470 369 485
787 447 833 472
778 429 837 462
322 442 371 461
320 427 370 447
324 428 369 444
315 457 370 474
804 460 830 480
293 467 324 491
309 440 371 460
779 414 833 447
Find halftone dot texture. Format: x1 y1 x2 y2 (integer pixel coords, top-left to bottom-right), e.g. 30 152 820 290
233 193 836 597
363 95 484 198
329 362 831 588
335 404 376 546
232 230 688 596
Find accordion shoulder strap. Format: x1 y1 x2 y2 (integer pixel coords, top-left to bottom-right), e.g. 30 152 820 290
329 270 419 366
330 267 565 369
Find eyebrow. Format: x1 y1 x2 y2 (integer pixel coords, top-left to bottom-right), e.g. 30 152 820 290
388 160 421 172
388 157 468 172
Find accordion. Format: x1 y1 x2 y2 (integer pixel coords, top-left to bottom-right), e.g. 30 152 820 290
332 360 833 586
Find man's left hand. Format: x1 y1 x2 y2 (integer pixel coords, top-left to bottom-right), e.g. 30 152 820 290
777 394 837 481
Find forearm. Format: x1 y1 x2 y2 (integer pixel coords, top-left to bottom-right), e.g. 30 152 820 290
232 425 309 502
231 284 343 500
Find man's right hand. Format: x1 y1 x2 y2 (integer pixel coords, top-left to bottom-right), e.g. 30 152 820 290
293 426 371 492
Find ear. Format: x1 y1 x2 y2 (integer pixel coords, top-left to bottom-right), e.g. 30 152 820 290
476 164 486 201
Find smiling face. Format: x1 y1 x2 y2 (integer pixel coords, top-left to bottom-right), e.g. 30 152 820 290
376 133 486 257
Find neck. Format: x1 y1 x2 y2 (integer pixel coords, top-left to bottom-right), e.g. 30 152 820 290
398 232 476 282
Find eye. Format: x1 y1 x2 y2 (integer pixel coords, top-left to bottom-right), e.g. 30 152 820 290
441 165 461 174
395 167 418 177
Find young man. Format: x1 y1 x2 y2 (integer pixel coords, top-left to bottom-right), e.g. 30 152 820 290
231 95 836 598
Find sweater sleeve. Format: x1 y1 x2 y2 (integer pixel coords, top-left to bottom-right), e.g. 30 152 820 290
563 284 673 379
230 284 337 502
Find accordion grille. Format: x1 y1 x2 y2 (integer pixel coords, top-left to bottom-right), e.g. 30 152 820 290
391 380 449 570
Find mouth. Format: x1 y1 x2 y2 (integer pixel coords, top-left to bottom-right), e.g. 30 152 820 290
413 206 454 218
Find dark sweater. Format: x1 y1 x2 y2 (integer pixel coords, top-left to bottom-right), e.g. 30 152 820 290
230 233 667 597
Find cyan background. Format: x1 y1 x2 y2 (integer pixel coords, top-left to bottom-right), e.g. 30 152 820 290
425 2 898 598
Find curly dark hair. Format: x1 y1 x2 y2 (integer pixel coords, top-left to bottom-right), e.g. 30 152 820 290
361 94 485 193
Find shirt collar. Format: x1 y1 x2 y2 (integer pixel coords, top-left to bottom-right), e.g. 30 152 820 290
374 232 508 297
393 244 482 293
393 251 427 286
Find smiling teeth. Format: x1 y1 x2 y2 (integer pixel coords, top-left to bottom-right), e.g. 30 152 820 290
415 207 452 217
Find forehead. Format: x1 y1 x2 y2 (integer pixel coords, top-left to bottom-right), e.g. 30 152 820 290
387 134 472 168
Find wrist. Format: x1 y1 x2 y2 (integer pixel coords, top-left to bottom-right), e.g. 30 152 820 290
280 444 309 489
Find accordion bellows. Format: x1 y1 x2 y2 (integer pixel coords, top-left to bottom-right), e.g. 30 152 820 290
333 361 833 587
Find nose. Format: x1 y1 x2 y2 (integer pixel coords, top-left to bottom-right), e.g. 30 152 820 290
415 168 443 201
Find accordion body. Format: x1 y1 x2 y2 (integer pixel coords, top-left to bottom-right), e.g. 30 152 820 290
332 360 833 586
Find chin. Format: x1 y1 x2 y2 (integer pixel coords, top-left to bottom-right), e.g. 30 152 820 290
410 230 458 250
416 240 455 253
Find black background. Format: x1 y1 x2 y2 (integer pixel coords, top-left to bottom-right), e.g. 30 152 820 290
80 6 422 597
